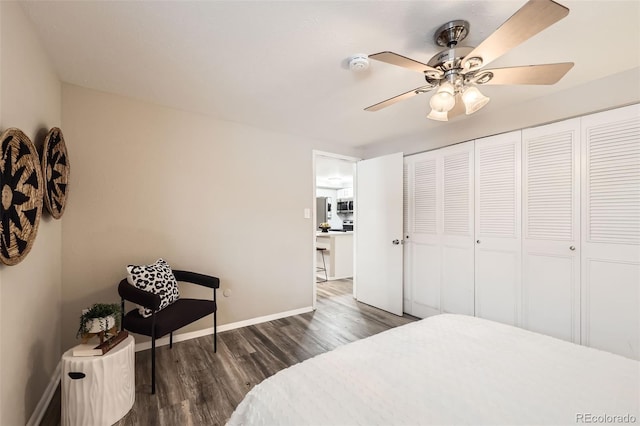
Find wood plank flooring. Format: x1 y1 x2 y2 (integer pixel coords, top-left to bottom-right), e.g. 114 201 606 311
42 279 417 425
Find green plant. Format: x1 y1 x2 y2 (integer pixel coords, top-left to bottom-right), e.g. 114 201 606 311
76 303 121 338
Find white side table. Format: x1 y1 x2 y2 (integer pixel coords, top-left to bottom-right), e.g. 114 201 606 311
62 335 135 426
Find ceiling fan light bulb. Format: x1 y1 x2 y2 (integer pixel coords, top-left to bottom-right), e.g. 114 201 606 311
430 82 456 112
437 82 455 96
429 92 455 112
462 86 490 115
427 109 448 121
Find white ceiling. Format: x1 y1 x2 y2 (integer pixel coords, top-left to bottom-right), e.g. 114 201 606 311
316 155 355 189
20 0 640 152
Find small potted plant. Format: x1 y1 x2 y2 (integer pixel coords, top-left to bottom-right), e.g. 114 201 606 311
77 303 121 344
319 222 331 232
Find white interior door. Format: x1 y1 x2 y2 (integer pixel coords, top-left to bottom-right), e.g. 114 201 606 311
440 142 475 315
405 151 442 318
474 131 522 326
522 118 581 343
356 152 404 316
580 104 640 360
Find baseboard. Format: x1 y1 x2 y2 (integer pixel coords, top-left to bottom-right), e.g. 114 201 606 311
27 360 62 426
134 306 314 352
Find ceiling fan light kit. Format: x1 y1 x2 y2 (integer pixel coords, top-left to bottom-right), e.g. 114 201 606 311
363 0 574 122
462 86 490 115
426 109 449 122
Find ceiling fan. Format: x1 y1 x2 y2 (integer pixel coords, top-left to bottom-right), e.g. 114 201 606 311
364 0 574 121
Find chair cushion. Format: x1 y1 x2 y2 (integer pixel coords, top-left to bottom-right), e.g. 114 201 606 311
123 298 216 338
127 259 179 318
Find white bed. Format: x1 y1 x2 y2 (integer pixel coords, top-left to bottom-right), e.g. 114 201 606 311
227 314 639 426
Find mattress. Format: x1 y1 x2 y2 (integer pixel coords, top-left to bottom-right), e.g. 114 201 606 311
227 314 639 426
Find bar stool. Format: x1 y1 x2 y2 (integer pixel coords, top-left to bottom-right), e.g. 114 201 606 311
316 247 328 283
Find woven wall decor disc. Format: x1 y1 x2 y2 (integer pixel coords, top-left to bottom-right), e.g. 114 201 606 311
42 127 70 219
0 128 44 265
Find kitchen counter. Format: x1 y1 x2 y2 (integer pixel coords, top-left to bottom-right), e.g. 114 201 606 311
316 232 353 280
316 231 353 236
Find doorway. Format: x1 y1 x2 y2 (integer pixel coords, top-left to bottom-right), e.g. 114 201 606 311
312 151 359 309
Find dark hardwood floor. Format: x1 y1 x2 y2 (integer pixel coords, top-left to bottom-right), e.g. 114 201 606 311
41 279 416 425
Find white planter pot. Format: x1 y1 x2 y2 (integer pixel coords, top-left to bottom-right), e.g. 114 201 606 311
86 315 116 334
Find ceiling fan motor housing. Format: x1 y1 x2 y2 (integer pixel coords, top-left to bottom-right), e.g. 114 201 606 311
425 46 474 87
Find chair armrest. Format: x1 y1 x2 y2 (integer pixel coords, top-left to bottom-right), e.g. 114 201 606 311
173 270 220 289
118 279 162 310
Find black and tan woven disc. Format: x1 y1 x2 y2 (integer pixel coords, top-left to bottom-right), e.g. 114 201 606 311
0 128 44 266
42 127 70 219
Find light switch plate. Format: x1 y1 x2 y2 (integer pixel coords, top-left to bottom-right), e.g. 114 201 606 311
304 208 311 219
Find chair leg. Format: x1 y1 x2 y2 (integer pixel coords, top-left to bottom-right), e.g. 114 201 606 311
151 335 156 394
151 314 156 395
214 310 217 353
170 332 173 349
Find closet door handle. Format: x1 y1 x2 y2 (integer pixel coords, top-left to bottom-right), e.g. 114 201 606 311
476 240 481 244
569 245 575 251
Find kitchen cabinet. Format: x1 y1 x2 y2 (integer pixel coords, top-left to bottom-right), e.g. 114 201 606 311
337 187 353 199
316 232 354 280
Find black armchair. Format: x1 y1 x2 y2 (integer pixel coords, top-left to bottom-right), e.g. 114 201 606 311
118 270 220 394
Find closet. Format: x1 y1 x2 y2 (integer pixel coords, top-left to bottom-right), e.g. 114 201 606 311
580 105 639 358
474 130 521 327
522 118 581 343
403 142 474 318
403 103 639 360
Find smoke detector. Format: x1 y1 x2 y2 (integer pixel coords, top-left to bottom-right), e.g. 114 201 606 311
349 54 369 72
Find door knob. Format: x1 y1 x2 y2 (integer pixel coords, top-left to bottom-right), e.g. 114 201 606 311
392 239 400 245
476 240 481 244
569 245 575 251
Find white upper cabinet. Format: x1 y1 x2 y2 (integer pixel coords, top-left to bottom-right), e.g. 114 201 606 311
522 118 581 343
337 187 354 199
474 131 522 326
580 103 640 360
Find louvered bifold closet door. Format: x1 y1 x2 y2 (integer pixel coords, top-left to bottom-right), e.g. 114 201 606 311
440 141 475 316
522 118 581 343
402 160 413 314
474 131 522 326
580 104 640 360
405 151 441 318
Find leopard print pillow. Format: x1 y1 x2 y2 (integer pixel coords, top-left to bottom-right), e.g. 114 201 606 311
126 258 180 318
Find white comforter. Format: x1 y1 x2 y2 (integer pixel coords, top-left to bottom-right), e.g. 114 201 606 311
227 314 639 426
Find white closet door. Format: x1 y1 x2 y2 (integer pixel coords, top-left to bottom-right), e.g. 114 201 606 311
406 151 441 317
581 104 640 360
403 161 413 314
522 118 581 343
440 142 475 315
474 131 522 326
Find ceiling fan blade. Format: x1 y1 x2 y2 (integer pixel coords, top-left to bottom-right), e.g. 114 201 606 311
369 51 443 77
365 85 433 112
478 62 574 85
461 0 569 71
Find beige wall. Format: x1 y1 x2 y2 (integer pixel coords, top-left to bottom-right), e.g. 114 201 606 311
0 2 62 425
60 84 361 350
